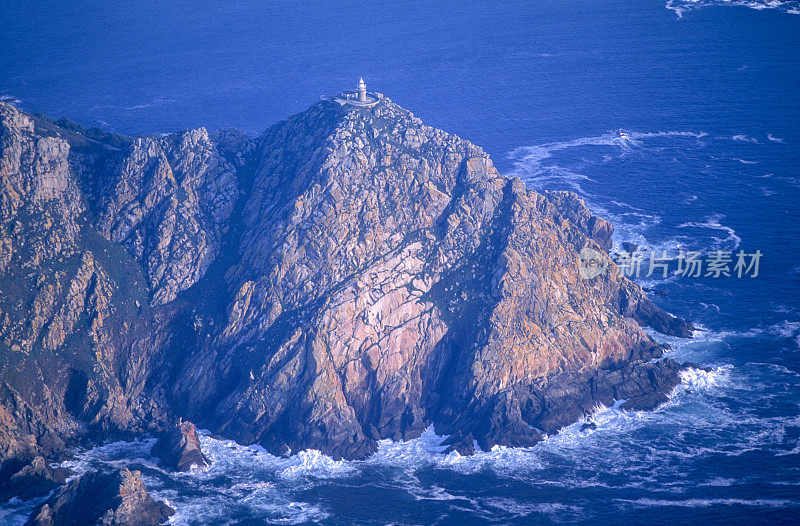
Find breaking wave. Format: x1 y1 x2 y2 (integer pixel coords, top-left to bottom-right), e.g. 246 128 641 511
3 317 797 525
506 128 749 257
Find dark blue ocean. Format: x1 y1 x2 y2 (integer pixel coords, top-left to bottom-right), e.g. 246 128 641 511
1 1 799 524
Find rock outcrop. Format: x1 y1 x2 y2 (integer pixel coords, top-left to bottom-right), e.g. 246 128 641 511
151 420 210 472
0 456 70 501
0 94 695 490
27 468 174 526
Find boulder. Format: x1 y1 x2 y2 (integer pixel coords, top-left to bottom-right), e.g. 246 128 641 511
580 421 598 432
151 421 210 472
441 431 476 456
0 456 70 501
26 468 173 526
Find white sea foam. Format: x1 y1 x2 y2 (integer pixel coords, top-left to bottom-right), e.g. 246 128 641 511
88 97 174 113
774 322 800 349
645 324 762 364
507 129 724 259
159 436 344 525
58 437 158 478
508 133 619 169
616 497 798 508
680 366 724 390
766 320 800 338
0 497 46 526
277 448 356 480
767 133 785 143
628 130 708 139
677 213 741 250
508 130 705 175
0 94 22 105
666 0 800 18
666 320 800 350
731 134 759 143
478 497 585 520
194 436 356 483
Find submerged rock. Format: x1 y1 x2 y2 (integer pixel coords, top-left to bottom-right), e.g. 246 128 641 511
26 468 174 526
441 431 476 456
151 421 210 472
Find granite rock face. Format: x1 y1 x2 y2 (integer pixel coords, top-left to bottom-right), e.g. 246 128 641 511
0 104 169 488
0 95 694 482
96 129 239 306
27 468 174 526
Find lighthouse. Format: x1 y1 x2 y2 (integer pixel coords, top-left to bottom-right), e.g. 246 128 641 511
358 77 367 102
332 79 380 107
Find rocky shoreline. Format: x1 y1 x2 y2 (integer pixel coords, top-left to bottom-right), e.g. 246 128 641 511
0 95 694 522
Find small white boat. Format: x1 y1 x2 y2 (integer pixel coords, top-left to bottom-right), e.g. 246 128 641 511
617 129 630 140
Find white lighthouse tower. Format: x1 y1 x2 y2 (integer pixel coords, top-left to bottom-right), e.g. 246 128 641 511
357 77 367 102
332 78 380 107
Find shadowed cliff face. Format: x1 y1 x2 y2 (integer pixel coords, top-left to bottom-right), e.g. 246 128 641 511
0 97 692 470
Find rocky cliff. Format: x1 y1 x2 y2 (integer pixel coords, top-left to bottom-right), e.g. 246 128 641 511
0 95 692 487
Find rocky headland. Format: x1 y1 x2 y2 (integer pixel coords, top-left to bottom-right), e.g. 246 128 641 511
0 93 693 517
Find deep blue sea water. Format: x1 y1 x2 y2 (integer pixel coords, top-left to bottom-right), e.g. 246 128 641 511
1 1 799 524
